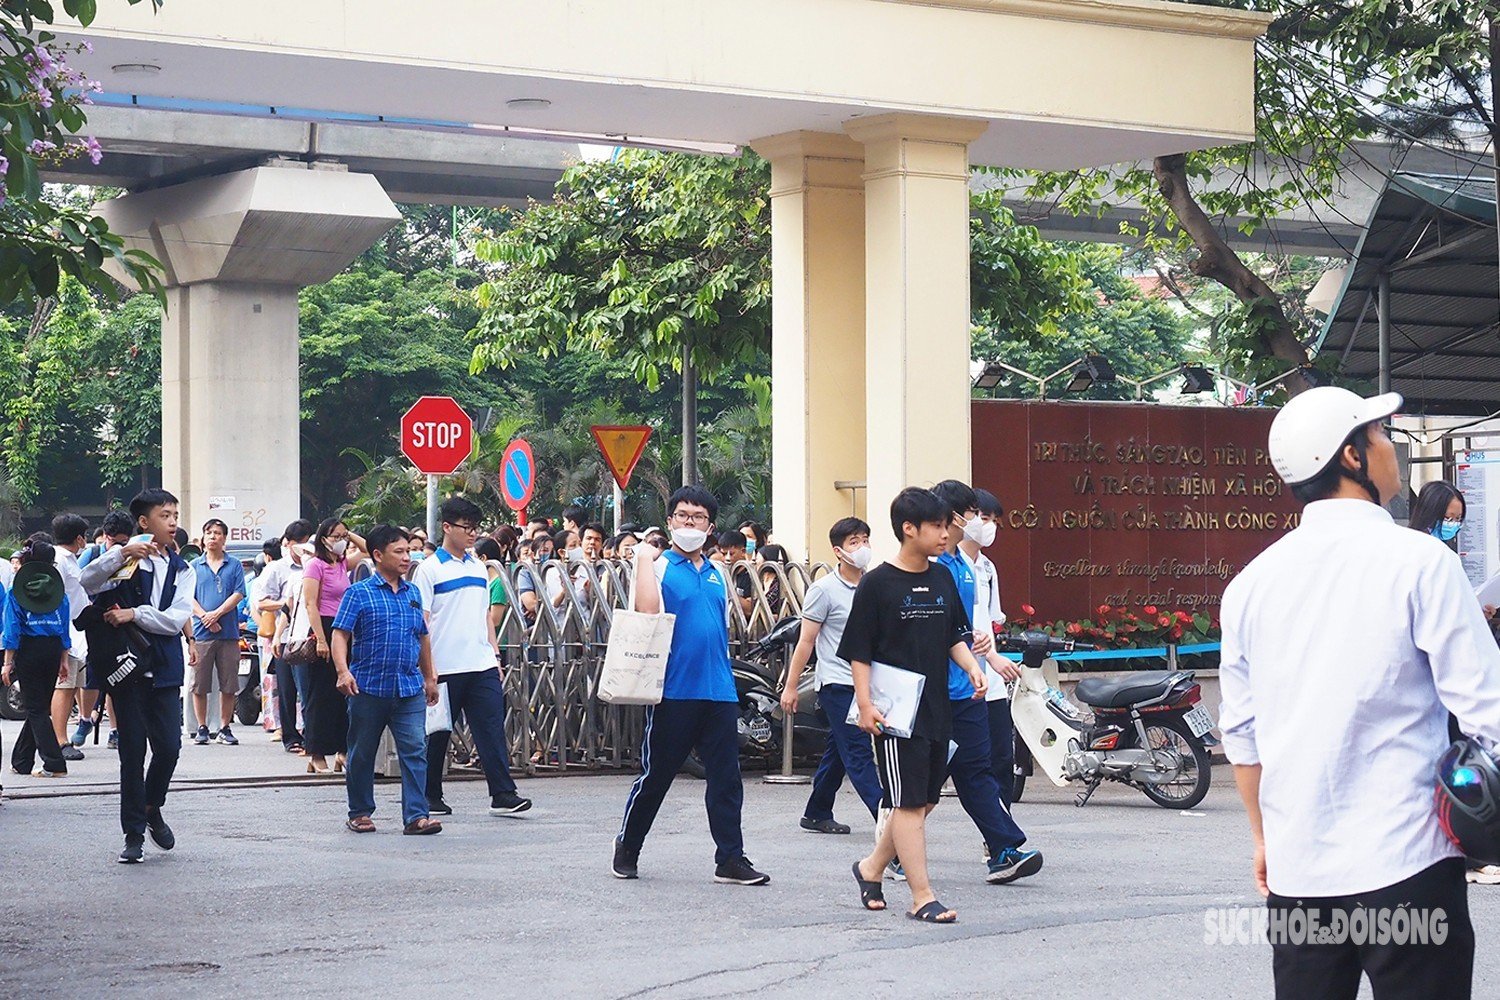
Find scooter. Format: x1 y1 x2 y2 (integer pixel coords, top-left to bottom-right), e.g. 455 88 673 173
1004 630 1214 809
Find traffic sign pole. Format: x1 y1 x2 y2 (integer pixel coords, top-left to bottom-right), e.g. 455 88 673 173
426 474 439 543
613 481 623 535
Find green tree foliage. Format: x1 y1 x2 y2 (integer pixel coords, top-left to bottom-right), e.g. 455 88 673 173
0 0 163 304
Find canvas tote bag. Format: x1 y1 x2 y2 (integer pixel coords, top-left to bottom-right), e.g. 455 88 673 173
598 558 676 705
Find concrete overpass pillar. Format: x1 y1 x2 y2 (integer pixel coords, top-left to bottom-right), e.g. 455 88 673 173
97 164 399 545
750 132 867 563
845 114 987 555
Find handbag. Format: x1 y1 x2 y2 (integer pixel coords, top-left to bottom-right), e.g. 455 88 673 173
597 558 675 706
278 585 319 665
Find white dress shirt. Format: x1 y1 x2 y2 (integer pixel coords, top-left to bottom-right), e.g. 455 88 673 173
56 548 89 658
1220 498 1500 896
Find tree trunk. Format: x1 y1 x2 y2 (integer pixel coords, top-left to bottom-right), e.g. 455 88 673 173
1152 153 1312 395
681 341 698 487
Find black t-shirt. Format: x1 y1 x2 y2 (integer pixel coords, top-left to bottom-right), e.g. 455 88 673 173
837 561 971 740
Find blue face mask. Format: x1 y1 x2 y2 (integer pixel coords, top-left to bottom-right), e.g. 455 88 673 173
744 539 757 556
1435 519 1462 542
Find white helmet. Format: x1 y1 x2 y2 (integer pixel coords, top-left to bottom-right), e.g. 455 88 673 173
1267 387 1402 486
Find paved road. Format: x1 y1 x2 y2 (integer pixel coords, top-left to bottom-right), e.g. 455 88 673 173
5 759 1498 999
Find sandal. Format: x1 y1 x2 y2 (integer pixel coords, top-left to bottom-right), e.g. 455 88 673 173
345 816 376 833
403 817 443 836
908 900 957 924
852 861 886 911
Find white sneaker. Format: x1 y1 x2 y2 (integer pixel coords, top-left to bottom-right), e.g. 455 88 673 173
1466 865 1500 885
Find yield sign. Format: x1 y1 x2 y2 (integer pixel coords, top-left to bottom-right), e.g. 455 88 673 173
500 438 536 512
590 425 652 490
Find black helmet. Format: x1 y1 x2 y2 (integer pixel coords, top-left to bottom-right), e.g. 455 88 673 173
1435 738 1500 865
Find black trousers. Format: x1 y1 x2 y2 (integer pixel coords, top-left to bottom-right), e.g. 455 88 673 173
111 679 182 838
301 618 347 756
1268 857 1474 1000
273 655 303 747
426 667 518 802
11 636 65 773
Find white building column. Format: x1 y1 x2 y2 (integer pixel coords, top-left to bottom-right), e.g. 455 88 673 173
749 131 867 562
98 163 399 543
845 113 987 554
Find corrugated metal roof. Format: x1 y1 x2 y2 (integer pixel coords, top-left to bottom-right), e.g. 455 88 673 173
1315 172 1499 414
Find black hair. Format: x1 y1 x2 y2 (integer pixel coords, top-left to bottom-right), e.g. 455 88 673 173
173 527 189 548
931 479 979 518
474 538 503 562
51 513 88 547
492 525 520 561
1410 480 1465 535
312 516 345 563
738 520 767 550
423 541 437 553
717 530 746 551
829 517 872 548
562 505 588 527
201 518 229 537
440 496 483 526
974 488 1003 518
1291 424 1380 505
759 543 788 565
646 530 670 548
668 485 719 525
101 509 134 539
890 487 949 541
611 532 639 549
261 538 283 560
282 518 315 544
582 522 607 541
366 524 409 557
129 488 178 524
20 536 55 566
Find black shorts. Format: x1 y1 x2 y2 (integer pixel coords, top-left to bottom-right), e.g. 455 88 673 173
874 733 947 809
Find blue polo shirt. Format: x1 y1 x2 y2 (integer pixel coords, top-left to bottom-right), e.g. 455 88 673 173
655 550 735 702
936 550 977 699
331 574 429 698
190 554 247 642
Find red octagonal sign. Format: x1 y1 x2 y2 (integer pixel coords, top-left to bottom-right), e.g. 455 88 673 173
400 396 473 475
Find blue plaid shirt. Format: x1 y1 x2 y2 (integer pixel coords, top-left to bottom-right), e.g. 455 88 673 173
331 574 429 698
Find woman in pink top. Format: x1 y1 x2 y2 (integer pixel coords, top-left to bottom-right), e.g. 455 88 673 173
300 517 366 773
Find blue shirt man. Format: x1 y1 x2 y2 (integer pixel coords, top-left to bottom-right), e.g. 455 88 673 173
935 549 978 699
656 550 735 702
332 573 429 698
190 553 246 642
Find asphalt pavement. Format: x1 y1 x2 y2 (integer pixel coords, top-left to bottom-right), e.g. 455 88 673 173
2 722 1497 999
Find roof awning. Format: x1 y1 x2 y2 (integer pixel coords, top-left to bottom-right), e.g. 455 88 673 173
1315 172 1499 415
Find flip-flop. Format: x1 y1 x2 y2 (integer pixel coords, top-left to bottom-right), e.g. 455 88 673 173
403 818 443 836
345 816 376 833
852 861 886 911
908 900 957 924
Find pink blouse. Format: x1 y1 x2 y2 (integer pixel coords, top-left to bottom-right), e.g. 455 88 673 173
305 556 352 618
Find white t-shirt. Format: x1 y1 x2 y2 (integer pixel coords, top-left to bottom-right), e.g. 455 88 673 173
413 548 496 676
966 549 1009 701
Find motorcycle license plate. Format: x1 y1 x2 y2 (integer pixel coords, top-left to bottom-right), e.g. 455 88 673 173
1182 705 1214 738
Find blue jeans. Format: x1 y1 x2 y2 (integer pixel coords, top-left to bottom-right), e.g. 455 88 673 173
947 696 1026 854
426 667 517 801
803 684 882 821
345 691 429 826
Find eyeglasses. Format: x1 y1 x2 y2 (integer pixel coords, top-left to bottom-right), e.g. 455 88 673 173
669 511 711 527
447 522 480 534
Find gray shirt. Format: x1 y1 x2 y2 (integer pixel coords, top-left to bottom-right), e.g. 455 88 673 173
802 570 858 688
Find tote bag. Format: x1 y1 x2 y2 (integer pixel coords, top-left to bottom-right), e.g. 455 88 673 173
597 559 675 706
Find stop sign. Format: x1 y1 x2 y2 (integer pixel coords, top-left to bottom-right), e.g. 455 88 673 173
400 396 473 475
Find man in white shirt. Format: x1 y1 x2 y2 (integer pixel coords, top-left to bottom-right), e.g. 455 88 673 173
414 497 531 818
256 520 313 752
1221 387 1500 998
961 489 1022 807
49 513 92 762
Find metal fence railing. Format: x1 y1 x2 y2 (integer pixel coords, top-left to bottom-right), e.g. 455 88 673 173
486 557 831 775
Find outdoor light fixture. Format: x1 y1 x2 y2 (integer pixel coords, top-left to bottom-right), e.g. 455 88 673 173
505 98 552 111
110 63 162 76
1066 354 1116 393
1180 366 1216 394
973 361 1008 390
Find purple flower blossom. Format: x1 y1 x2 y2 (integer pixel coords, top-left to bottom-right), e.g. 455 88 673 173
28 139 56 156
83 136 102 165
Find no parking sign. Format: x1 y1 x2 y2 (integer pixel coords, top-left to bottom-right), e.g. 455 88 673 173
501 438 536 518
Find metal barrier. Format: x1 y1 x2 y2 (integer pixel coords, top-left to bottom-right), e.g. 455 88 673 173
484 556 830 776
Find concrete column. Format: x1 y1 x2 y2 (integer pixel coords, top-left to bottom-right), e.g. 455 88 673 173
844 114 987 551
98 164 399 544
750 132 867 562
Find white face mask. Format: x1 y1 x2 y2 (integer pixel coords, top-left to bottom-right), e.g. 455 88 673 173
566 546 584 563
839 545 873 571
961 515 992 546
671 527 708 553
328 539 348 557
976 520 997 547
295 542 315 559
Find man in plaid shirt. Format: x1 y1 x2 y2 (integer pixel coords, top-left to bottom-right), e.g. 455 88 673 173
333 525 442 836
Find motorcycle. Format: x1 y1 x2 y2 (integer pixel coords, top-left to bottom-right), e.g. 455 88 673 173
681 616 829 778
1004 630 1214 809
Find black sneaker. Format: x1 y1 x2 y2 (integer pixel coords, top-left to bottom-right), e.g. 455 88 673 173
118 837 144 864
216 726 239 746
428 799 454 816
145 808 175 851
193 726 210 745
489 792 532 816
611 839 639 880
714 856 770 886
107 730 119 750
800 817 851 835
61 745 85 762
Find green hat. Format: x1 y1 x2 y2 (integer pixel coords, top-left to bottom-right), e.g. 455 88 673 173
12 560 64 614
179 544 203 563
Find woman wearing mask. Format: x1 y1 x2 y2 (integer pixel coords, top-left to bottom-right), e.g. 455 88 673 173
300 518 364 774
1409 480 1464 545
739 521 767 562
757 543 790 614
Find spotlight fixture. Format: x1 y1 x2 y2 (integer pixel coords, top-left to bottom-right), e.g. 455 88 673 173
1180 366 1216 394
1066 354 1116 393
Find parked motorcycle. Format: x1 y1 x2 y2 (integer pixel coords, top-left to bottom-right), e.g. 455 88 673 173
1005 630 1213 809
681 616 828 778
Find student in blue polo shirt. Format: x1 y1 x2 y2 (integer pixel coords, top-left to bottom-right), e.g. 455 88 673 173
931 479 1043 885
613 485 769 886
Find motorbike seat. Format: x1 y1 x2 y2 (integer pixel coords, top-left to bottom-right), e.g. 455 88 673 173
1072 671 1180 709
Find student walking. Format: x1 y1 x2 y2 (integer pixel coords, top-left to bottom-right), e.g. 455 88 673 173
4 540 73 778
